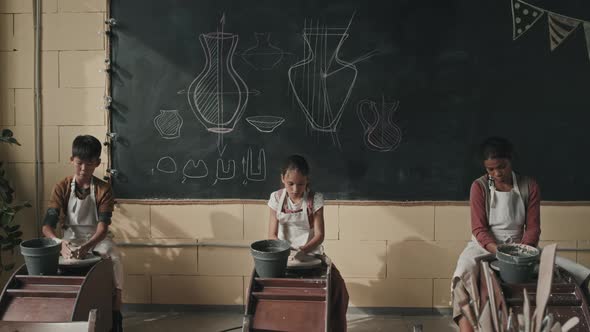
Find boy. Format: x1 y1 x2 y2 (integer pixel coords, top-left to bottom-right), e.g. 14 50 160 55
42 135 123 332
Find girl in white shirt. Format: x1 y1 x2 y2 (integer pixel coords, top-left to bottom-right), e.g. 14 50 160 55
267 155 348 331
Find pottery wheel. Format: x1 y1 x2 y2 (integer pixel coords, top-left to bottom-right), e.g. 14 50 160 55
286 252 322 270
59 252 101 267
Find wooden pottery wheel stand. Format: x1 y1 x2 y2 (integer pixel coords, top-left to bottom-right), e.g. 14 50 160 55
243 256 331 331
0 259 114 331
479 259 590 331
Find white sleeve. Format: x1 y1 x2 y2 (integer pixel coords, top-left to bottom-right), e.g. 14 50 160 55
312 192 324 213
267 191 280 211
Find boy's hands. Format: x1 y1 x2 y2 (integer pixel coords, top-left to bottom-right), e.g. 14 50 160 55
61 240 72 258
61 240 91 259
74 243 91 259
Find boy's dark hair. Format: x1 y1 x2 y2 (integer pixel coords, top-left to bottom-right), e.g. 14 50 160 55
280 155 310 176
481 136 513 161
72 135 102 161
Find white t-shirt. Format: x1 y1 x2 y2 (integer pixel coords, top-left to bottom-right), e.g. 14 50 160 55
267 190 324 214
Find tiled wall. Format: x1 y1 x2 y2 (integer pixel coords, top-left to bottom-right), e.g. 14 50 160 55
1 0 589 308
110 203 590 307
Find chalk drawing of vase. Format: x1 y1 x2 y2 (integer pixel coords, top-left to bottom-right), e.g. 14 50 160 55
154 109 183 139
187 32 249 134
241 33 284 70
357 100 402 152
288 26 357 132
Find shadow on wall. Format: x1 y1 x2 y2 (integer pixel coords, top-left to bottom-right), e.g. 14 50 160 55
202 210 251 306
115 205 247 305
114 204 193 304
344 236 453 311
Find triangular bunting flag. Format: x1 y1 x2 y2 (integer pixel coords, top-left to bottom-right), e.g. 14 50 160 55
511 0 545 40
548 13 581 51
583 22 590 62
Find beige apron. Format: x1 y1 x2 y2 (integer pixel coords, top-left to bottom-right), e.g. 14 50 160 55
276 190 323 255
451 172 525 312
65 177 124 289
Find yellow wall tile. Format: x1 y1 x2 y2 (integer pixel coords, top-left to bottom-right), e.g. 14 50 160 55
59 51 105 87
111 204 150 239
244 203 267 240
0 14 14 51
198 241 253 276
0 51 58 88
151 204 243 239
339 205 435 241
58 126 107 163
0 88 15 125
150 243 198 275
433 278 452 308
119 245 152 275
5 162 35 203
0 125 58 162
42 13 104 51
0 0 58 13
43 51 59 88
44 0 59 13
14 89 32 125
0 51 27 88
123 275 150 303
434 205 471 241
120 239 198 275
541 206 590 240
324 204 339 240
387 241 467 279
43 88 105 125
577 241 590 267
13 14 31 51
346 278 432 307
59 0 106 12
152 276 243 305
0 1 30 13
41 125 61 162
42 163 76 201
12 204 38 241
324 240 386 278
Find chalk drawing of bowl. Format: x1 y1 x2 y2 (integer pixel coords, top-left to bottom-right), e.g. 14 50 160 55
246 116 285 133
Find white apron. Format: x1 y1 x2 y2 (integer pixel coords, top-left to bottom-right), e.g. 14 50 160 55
276 190 323 255
65 177 124 289
451 172 525 307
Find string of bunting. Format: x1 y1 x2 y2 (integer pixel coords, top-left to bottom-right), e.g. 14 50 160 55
511 0 590 58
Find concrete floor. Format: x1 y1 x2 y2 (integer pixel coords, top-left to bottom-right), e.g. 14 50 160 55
123 311 459 332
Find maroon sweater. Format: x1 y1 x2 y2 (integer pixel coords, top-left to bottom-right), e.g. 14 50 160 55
470 177 541 248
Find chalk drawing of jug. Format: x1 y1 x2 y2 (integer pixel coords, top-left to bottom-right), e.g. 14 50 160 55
357 99 402 152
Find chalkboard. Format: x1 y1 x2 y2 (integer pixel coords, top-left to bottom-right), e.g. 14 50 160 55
110 0 590 200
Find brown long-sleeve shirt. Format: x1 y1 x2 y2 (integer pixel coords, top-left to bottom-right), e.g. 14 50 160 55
44 175 114 228
470 176 541 248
